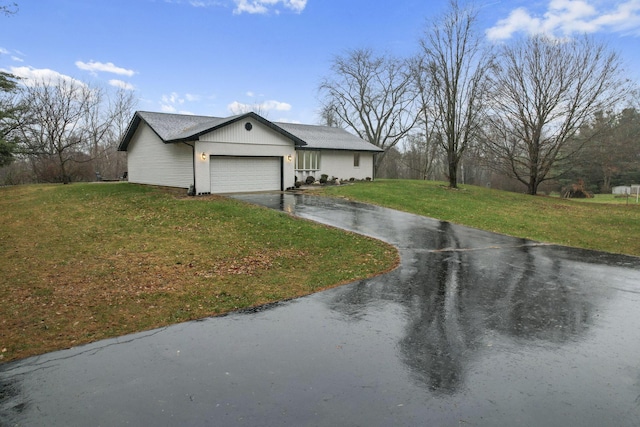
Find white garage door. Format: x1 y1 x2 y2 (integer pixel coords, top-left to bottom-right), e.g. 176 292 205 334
210 156 281 193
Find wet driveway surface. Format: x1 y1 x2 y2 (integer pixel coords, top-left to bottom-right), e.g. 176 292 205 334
2 194 640 426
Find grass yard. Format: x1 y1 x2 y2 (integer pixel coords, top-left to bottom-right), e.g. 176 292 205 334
0 183 398 362
317 179 640 257
568 193 640 205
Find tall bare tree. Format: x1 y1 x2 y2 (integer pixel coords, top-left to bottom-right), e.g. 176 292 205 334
484 35 629 195
87 87 136 179
417 0 493 189
104 88 137 178
319 48 419 174
405 57 441 181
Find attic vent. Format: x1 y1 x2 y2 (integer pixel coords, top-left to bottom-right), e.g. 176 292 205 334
244 122 253 131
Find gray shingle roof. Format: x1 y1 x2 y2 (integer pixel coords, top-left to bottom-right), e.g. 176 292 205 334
136 111 232 141
119 111 383 153
275 122 383 152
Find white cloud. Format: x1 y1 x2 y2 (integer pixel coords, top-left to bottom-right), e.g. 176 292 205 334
233 0 307 15
185 93 201 101
486 0 640 40
592 0 640 33
160 91 200 115
7 66 85 87
109 79 135 90
162 92 185 105
227 99 291 114
262 100 292 111
486 8 541 40
160 103 194 115
0 47 25 62
75 60 136 76
161 103 177 113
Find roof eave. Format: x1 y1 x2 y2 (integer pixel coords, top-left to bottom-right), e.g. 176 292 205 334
117 113 142 151
118 111 171 151
295 146 384 153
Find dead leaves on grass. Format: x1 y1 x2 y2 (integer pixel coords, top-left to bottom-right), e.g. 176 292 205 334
208 249 306 276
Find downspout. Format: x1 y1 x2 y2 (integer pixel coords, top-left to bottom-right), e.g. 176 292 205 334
183 142 196 196
373 151 378 181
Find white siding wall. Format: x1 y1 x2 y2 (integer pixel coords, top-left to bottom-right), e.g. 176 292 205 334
195 119 295 193
296 150 375 182
199 119 289 145
127 123 193 188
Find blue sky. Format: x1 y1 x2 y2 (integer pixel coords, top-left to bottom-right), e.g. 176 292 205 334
1 0 639 124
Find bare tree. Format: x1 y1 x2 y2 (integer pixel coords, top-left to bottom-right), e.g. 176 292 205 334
104 88 137 178
319 48 419 174
418 0 493 189
403 57 442 180
17 78 95 182
318 103 343 128
401 133 443 180
484 35 629 195
88 88 137 179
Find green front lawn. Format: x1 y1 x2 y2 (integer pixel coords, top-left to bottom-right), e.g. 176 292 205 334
0 183 398 362
317 179 640 257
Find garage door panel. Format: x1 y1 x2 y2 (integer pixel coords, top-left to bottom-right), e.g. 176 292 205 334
210 156 281 193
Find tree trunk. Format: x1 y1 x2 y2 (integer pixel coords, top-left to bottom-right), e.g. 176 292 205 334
448 153 458 188
59 152 70 184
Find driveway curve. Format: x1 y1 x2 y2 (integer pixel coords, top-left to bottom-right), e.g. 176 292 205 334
2 193 640 426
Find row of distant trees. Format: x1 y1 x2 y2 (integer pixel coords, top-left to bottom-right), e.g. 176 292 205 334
0 1 135 185
0 72 136 185
318 0 638 195
376 107 640 195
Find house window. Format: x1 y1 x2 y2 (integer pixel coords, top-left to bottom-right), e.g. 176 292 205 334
353 153 360 168
296 151 320 171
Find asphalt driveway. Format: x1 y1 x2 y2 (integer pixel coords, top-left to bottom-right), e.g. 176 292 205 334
2 194 640 426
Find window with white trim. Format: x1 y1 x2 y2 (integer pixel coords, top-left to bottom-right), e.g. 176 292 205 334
295 151 320 171
353 153 360 167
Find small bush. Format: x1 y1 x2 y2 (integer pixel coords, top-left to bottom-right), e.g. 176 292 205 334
305 176 315 185
320 174 328 184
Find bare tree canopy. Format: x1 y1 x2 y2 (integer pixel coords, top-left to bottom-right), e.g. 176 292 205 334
319 48 419 174
13 78 136 184
17 78 99 183
418 0 493 189
0 1 17 16
484 35 629 195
